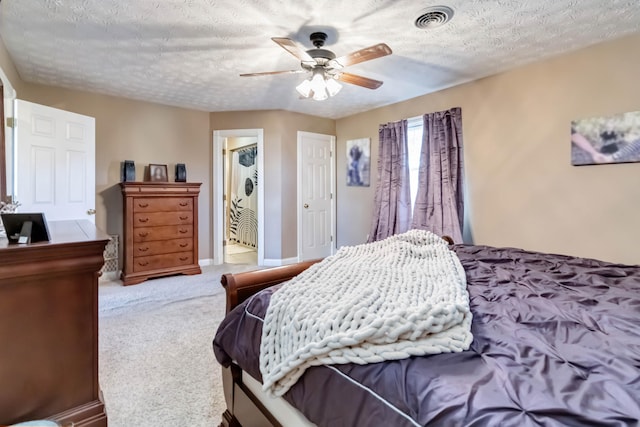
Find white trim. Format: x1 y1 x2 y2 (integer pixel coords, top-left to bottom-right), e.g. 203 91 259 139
296 131 337 262
198 258 214 267
213 129 264 266
262 257 299 267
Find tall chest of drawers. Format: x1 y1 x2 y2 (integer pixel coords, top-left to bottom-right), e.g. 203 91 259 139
120 182 202 286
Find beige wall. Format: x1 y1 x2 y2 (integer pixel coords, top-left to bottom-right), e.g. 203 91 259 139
0 35 24 94
210 111 335 260
336 33 640 265
16 81 213 261
4 31 639 265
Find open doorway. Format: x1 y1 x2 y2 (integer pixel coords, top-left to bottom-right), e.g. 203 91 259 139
1 66 17 202
213 129 264 266
224 138 258 264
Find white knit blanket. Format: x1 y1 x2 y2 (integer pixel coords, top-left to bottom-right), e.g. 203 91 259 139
259 229 473 397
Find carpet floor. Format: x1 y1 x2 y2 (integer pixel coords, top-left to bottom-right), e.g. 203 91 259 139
98 263 260 427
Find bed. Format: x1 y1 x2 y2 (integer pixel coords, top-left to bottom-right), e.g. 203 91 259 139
213 234 640 427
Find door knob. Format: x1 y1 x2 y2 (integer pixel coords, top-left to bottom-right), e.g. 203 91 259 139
87 208 96 215
303 203 309 209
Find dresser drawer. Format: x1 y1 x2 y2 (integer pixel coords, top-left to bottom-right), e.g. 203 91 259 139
133 197 193 212
133 252 194 272
133 211 193 227
133 225 193 242
133 238 193 257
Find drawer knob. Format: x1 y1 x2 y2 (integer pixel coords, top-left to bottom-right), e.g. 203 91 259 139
179 202 188 206
179 229 188 234
139 232 148 237
179 243 188 248
180 257 188 261
138 218 149 223
179 216 188 220
138 247 149 252
138 261 149 266
139 203 149 208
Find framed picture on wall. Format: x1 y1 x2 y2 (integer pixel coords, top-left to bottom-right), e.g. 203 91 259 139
346 138 370 187
571 110 640 166
149 164 168 182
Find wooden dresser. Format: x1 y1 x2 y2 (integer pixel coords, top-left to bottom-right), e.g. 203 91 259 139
120 182 202 286
0 220 109 426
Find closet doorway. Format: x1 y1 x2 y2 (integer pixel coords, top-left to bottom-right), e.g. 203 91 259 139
213 129 264 266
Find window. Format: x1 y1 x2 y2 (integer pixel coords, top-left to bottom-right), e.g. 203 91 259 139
407 117 423 211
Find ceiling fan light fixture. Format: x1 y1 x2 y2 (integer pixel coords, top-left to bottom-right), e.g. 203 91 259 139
309 71 326 95
296 69 341 101
245 32 390 99
325 77 342 97
312 86 329 101
296 79 312 97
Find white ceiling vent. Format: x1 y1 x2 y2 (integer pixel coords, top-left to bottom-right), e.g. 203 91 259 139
415 6 454 29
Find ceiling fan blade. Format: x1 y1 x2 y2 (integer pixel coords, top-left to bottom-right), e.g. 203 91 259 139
240 70 306 77
336 72 383 89
329 43 392 69
271 37 314 62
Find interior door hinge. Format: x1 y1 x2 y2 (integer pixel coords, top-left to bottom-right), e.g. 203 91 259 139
331 235 333 242
6 117 15 128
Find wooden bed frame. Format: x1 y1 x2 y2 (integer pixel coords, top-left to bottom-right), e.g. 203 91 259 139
217 237 455 427
218 259 321 427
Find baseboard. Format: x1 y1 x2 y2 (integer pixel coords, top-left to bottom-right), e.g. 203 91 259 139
262 257 298 267
99 271 120 282
199 258 214 267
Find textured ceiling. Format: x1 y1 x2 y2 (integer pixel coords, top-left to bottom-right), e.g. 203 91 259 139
1 0 639 119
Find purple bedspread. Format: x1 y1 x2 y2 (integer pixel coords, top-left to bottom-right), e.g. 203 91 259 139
214 244 640 427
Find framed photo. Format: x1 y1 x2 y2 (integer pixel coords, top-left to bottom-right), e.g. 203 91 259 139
571 110 640 166
346 138 370 186
149 164 168 182
1 212 51 243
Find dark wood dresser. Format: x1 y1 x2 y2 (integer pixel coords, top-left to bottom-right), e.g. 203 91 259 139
120 182 202 286
0 220 109 426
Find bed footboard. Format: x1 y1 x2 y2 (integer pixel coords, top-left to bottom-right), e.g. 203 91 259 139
221 259 321 314
218 260 321 427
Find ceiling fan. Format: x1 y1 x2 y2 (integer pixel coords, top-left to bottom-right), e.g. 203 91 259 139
240 32 392 100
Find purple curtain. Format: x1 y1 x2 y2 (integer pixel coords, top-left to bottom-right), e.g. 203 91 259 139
411 107 464 243
368 119 411 242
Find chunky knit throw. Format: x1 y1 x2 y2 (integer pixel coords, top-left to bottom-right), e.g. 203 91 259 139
259 229 473 397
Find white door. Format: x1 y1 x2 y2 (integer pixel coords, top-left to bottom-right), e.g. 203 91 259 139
14 100 96 222
297 131 336 261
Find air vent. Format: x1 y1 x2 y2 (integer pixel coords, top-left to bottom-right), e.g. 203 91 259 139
415 6 454 29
